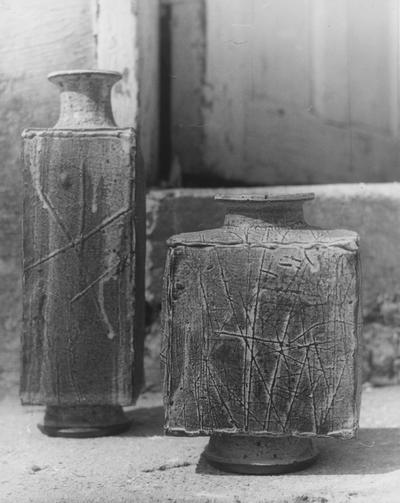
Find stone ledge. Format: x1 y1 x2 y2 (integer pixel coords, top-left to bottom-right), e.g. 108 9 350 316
146 183 400 313
0 386 399 502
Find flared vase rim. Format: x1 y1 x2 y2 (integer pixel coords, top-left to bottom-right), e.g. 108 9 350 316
215 193 315 204
48 69 122 83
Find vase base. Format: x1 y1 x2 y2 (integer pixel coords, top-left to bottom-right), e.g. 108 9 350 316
204 434 318 475
38 405 132 438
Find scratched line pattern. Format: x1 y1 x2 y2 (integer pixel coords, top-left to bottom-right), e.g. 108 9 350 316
21 131 143 406
163 232 362 438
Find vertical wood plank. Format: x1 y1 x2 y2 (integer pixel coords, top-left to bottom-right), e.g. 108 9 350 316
170 0 206 183
93 0 138 128
310 0 349 124
202 0 250 182
93 0 159 183
203 0 313 183
348 0 399 136
169 0 400 185
251 0 311 107
138 0 160 184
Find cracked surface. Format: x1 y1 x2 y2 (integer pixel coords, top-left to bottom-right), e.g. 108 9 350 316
162 222 362 437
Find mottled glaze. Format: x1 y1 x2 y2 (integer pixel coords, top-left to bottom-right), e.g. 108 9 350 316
21 71 145 436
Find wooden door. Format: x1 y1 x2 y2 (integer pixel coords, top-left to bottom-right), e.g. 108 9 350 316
170 0 400 185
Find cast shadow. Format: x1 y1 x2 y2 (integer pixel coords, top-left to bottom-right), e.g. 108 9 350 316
121 406 164 437
311 427 400 475
196 428 400 476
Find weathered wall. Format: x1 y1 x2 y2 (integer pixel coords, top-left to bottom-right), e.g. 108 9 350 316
170 0 400 185
0 0 96 396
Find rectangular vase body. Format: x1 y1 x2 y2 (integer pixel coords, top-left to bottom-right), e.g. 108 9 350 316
162 234 362 438
21 129 145 406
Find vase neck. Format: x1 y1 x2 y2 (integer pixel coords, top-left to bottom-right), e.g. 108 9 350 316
48 70 121 129
217 194 314 228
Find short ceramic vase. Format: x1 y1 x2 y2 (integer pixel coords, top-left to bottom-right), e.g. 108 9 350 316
20 70 145 437
161 193 362 474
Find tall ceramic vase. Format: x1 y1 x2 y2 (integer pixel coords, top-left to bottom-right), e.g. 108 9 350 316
162 193 362 474
21 70 145 437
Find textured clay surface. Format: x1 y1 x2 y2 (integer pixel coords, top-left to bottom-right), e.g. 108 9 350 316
21 129 144 406
163 219 361 438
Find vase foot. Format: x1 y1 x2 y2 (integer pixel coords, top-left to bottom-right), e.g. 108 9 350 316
38 405 132 438
204 434 318 474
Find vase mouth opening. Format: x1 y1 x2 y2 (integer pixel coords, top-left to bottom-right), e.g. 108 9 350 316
48 69 122 86
215 193 315 204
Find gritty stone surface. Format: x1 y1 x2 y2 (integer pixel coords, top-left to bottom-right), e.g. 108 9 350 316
0 386 399 502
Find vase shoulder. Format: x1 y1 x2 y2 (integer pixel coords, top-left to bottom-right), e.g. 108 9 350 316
167 226 359 249
22 128 135 140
